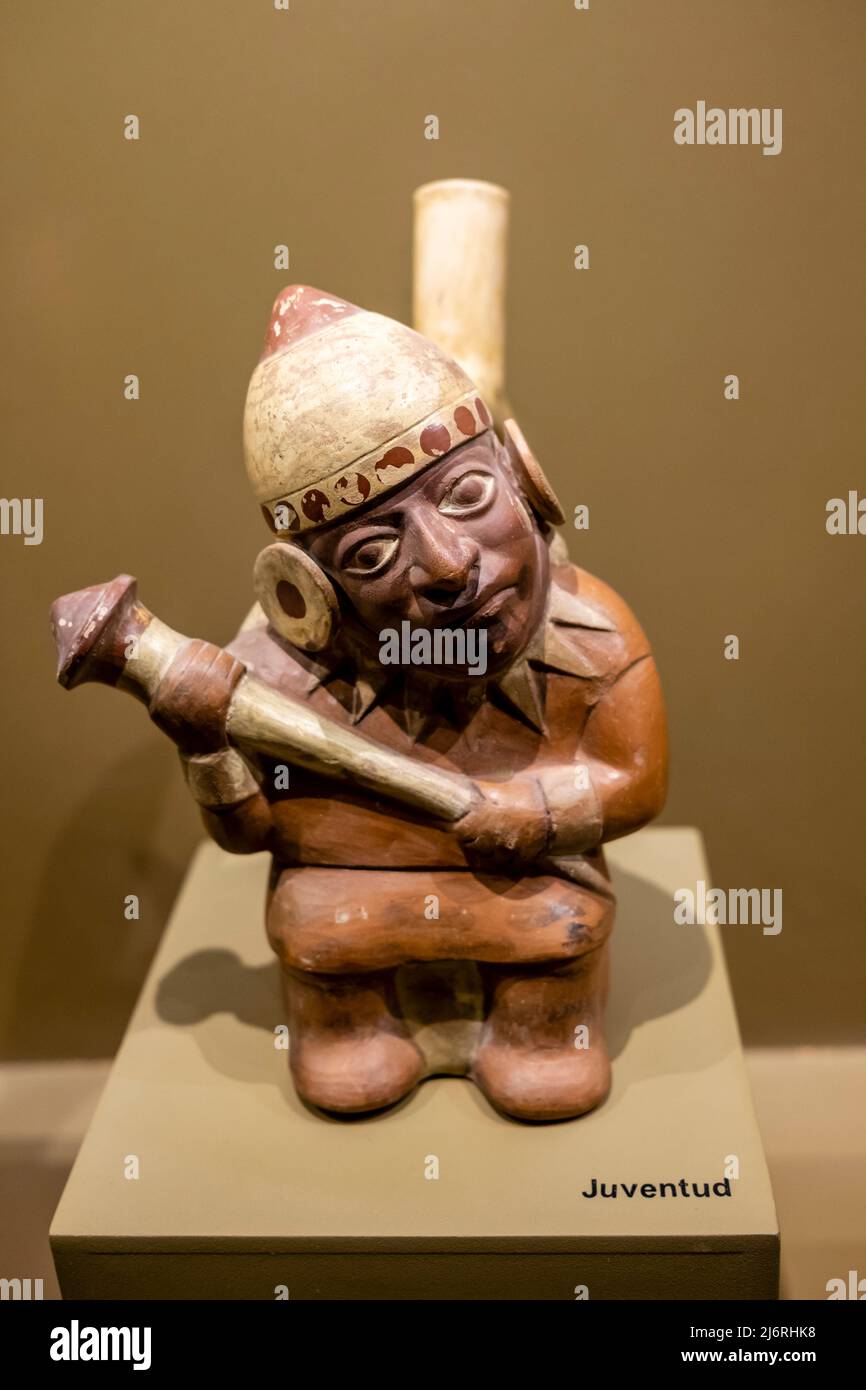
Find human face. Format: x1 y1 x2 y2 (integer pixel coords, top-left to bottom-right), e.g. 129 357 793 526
304 431 549 680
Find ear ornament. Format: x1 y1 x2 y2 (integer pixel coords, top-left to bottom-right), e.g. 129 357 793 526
503 418 565 526
253 542 338 652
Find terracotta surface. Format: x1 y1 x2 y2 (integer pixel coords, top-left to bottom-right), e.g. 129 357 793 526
51 266 668 1121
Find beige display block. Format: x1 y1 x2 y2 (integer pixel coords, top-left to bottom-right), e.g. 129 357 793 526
51 828 779 1300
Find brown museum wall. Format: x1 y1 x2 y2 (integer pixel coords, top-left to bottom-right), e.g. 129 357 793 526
1 0 864 1056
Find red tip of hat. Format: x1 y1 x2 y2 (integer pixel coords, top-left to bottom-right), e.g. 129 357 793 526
259 285 361 363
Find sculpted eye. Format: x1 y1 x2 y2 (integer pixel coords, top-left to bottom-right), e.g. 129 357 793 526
438 470 495 516
342 535 399 577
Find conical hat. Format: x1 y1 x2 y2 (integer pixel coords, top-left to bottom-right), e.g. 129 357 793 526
243 285 492 534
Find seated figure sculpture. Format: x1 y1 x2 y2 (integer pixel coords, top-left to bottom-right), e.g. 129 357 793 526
51 284 668 1122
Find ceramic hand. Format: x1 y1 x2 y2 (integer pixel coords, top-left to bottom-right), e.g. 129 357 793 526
455 776 551 870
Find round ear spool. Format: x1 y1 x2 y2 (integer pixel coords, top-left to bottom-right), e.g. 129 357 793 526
502 418 565 526
253 542 339 653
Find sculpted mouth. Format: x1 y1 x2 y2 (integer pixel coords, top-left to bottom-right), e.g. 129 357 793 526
445 585 518 629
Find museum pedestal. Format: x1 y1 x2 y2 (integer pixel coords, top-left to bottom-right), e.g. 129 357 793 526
50 828 779 1300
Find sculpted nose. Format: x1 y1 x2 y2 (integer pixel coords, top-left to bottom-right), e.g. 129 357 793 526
409 515 478 605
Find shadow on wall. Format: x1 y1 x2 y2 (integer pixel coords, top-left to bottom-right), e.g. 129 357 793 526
7 743 197 1060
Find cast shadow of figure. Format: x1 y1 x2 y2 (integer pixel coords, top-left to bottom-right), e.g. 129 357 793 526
608 863 713 1056
154 860 715 1120
155 948 284 1087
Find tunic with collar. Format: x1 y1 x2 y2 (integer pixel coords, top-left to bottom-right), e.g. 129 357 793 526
202 562 667 974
